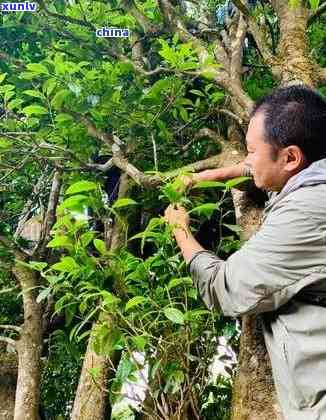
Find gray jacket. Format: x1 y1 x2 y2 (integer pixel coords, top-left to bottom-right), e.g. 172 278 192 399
189 158 326 420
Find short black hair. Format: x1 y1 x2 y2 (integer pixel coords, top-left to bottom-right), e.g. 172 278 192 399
250 85 326 164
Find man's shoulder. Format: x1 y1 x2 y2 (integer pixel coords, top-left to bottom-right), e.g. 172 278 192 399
266 184 326 227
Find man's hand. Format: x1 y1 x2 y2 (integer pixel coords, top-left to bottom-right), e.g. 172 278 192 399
164 204 190 232
164 203 205 263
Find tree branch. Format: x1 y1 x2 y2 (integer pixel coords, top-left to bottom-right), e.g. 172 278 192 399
215 108 244 126
120 0 158 33
66 110 124 150
0 325 22 334
229 13 247 80
0 236 27 260
0 52 25 68
0 336 16 348
232 0 277 68
37 169 62 256
14 171 48 240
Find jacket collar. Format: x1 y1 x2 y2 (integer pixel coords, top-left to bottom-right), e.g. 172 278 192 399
264 158 326 214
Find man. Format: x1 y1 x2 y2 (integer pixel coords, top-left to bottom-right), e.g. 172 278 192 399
164 85 326 420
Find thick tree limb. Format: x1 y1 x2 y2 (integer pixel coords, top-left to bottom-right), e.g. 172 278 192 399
12 262 43 420
71 175 130 420
230 13 247 83
216 108 244 126
112 153 162 187
67 110 124 150
0 337 16 348
14 171 48 240
0 325 22 334
37 168 62 257
0 236 27 260
232 0 277 69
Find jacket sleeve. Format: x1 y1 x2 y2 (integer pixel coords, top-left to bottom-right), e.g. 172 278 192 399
188 198 325 316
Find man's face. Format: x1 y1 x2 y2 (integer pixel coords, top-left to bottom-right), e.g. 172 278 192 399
244 111 300 192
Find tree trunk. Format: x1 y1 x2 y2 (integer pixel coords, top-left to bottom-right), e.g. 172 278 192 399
70 315 121 420
12 264 43 420
0 353 17 420
231 316 284 420
71 174 129 420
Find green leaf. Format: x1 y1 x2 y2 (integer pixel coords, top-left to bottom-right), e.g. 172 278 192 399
129 217 165 253
189 89 205 97
179 107 188 122
51 89 70 109
28 261 48 271
210 91 225 104
36 287 51 303
225 176 251 189
101 290 120 308
172 33 179 45
160 183 183 204
164 307 184 324
80 232 96 247
185 309 210 321
93 239 106 255
150 360 161 380
112 198 138 209
26 63 49 75
43 78 57 96
55 113 74 124
167 277 193 290
51 256 80 272
131 335 147 351
22 105 48 116
0 73 7 84
188 203 219 218
47 235 73 249
308 0 320 9
7 98 24 111
20 72 39 80
65 181 98 195
125 296 147 311
4 91 15 102
223 223 243 234
58 194 88 210
22 89 44 99
0 138 12 150
115 356 134 383
193 181 226 189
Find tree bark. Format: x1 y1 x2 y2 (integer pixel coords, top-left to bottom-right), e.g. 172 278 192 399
0 353 17 420
71 174 129 420
12 263 43 420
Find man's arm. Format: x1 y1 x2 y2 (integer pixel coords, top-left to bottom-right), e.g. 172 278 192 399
164 205 207 263
173 226 205 264
188 197 325 316
191 160 252 184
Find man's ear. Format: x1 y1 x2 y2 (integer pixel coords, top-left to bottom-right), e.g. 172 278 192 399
284 145 305 171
